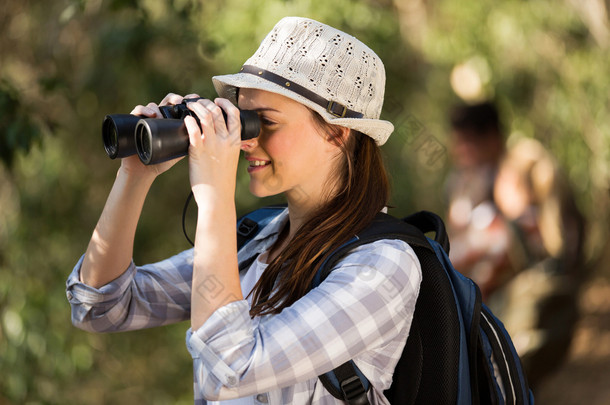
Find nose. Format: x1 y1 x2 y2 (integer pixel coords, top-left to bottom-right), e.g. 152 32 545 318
241 136 259 151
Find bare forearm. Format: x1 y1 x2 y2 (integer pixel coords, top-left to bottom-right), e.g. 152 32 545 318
191 189 242 330
81 168 155 288
183 97 243 330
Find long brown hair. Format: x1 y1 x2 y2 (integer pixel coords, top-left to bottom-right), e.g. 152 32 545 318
248 111 390 317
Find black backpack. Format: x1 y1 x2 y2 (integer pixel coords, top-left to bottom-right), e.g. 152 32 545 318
236 207 534 404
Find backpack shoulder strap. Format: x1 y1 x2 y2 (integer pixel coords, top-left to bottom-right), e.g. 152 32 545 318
236 205 286 272
313 212 434 287
316 212 431 405
403 210 450 254
316 211 465 405
236 205 286 250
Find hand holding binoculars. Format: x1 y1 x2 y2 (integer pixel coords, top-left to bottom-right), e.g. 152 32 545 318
102 98 261 165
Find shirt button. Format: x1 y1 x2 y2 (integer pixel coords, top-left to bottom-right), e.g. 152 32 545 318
226 375 237 386
256 393 269 403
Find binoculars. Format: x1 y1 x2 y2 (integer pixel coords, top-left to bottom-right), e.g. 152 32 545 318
102 98 261 165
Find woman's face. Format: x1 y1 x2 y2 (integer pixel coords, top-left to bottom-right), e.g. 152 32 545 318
238 88 344 207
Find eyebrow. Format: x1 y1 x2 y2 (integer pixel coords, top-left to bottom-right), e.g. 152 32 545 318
252 107 281 114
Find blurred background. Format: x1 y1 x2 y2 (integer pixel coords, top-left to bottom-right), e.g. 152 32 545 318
0 0 608 403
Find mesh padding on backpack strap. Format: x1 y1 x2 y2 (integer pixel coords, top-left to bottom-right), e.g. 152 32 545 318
314 212 464 404
384 245 461 404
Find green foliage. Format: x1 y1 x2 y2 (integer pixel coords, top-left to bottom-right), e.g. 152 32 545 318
0 80 43 169
0 0 608 403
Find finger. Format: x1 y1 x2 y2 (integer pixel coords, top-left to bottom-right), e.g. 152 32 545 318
188 98 218 111
215 98 239 122
202 99 225 121
130 104 158 117
184 93 202 102
159 92 184 106
187 99 218 132
215 98 241 142
186 99 225 125
146 102 162 118
200 100 233 140
184 115 203 147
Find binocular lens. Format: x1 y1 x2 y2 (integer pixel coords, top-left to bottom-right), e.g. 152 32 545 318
135 122 151 164
102 118 119 158
102 114 140 159
104 124 118 158
135 118 188 165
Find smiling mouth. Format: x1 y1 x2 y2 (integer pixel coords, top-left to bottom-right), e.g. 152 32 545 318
249 160 271 167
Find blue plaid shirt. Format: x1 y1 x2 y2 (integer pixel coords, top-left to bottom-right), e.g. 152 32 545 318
67 208 421 404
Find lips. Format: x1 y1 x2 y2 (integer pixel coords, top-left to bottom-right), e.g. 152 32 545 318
246 157 271 172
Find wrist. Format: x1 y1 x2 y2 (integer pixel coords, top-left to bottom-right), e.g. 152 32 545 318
191 181 236 207
116 165 156 188
194 186 236 227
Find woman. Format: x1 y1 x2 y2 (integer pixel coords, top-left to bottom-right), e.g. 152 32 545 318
67 17 421 404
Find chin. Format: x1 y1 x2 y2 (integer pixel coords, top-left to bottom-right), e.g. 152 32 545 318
249 183 279 198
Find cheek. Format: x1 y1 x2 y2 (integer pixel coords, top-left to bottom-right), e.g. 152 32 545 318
259 135 291 168
260 120 335 179
262 126 311 162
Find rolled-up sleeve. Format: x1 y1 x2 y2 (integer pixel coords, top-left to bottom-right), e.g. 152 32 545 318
186 300 253 395
186 239 421 401
67 249 194 333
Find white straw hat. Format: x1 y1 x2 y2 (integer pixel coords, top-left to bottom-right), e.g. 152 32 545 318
213 16 394 145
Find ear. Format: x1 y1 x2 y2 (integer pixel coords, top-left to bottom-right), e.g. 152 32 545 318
327 126 351 147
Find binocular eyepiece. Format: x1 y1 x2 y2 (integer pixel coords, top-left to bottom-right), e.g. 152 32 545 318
102 98 261 165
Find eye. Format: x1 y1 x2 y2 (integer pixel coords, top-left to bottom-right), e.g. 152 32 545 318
259 116 277 127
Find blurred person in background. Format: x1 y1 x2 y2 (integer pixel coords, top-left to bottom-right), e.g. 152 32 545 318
445 101 586 388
